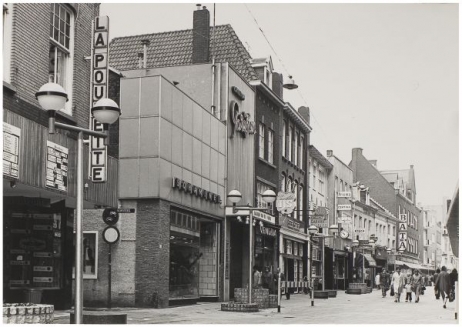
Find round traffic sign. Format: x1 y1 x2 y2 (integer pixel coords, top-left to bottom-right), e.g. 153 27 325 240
102 226 120 244
102 208 119 225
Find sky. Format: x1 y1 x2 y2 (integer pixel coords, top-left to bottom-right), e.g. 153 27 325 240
100 2 459 206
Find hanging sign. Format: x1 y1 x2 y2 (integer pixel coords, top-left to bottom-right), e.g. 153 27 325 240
89 16 110 182
398 222 407 231
399 214 407 222
3 122 20 179
337 204 351 211
46 141 68 192
276 192 296 214
337 192 351 198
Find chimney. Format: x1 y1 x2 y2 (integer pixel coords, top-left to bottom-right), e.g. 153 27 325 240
298 106 310 125
272 72 283 99
327 150 333 157
192 5 210 64
141 39 150 68
410 165 414 169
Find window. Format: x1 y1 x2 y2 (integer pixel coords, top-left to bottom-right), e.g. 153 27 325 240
312 164 316 190
49 4 74 115
299 186 304 221
3 3 12 82
290 127 295 162
293 180 298 218
299 136 304 168
267 129 274 164
282 121 287 157
258 123 265 159
257 182 274 215
288 126 293 161
281 174 286 192
294 132 298 166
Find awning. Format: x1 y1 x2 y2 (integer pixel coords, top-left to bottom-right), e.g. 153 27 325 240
355 253 378 268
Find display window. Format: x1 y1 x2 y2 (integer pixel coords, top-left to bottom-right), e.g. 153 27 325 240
4 211 64 289
72 231 98 279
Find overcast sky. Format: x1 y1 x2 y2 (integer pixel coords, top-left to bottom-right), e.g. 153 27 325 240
100 2 459 206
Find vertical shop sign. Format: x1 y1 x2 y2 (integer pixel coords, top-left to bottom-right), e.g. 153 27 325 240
3 122 20 179
398 213 407 252
46 141 68 192
89 16 110 182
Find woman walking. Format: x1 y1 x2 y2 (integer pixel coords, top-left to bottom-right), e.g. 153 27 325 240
435 266 452 308
411 269 423 303
405 271 413 302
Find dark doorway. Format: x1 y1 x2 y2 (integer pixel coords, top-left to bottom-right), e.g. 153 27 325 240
229 221 245 299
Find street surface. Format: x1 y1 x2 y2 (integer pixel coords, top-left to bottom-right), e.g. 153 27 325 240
53 289 457 324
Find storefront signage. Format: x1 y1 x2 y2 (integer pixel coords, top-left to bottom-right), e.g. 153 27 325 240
253 210 276 225
311 217 328 228
337 192 351 198
3 122 20 179
398 222 407 231
229 101 256 137
46 141 68 192
337 204 351 211
9 280 30 285
256 225 277 237
33 252 52 258
398 232 407 252
19 238 46 251
89 16 110 182
33 277 53 283
4 197 51 208
172 177 222 204
399 214 407 222
33 266 53 272
287 219 300 232
276 192 296 214
10 261 30 265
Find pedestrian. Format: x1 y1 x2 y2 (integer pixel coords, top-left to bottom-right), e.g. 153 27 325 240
433 268 441 299
380 269 390 298
411 269 423 303
262 266 272 291
391 267 404 302
449 268 458 291
253 265 262 288
375 272 381 290
405 271 413 302
435 266 452 308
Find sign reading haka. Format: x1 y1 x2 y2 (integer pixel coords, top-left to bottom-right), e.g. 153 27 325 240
229 101 256 137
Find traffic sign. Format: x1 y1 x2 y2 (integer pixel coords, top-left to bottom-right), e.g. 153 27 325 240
102 226 120 244
117 208 135 213
102 208 119 225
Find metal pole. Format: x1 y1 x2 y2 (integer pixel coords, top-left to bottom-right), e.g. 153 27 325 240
332 237 335 290
277 270 281 313
248 211 253 303
322 237 325 291
455 281 458 320
362 248 365 284
108 243 112 309
75 131 84 324
310 236 314 306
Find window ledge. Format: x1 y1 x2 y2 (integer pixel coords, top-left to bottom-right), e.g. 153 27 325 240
3 81 17 94
258 157 277 169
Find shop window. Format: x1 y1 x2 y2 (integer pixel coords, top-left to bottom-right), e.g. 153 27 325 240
293 242 298 256
282 120 287 158
299 243 304 257
257 181 274 215
49 3 73 115
294 132 298 166
71 232 98 279
286 240 292 255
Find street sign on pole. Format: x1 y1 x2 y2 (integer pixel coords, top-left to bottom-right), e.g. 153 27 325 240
337 204 352 211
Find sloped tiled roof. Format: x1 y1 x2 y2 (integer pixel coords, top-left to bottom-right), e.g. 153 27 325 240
109 24 258 81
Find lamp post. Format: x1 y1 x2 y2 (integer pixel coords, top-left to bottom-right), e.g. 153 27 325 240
352 239 359 282
329 224 340 290
227 189 276 304
36 82 120 324
308 225 318 306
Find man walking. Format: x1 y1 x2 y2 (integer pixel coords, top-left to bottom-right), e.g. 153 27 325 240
433 268 441 299
380 269 390 298
435 266 451 309
375 272 381 290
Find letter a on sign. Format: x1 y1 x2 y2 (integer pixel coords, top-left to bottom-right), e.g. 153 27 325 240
399 222 407 231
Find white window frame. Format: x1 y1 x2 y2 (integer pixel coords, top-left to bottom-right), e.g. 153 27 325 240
49 3 74 116
299 185 304 221
258 123 265 159
282 121 287 158
3 3 13 83
267 128 274 164
288 125 293 162
294 132 298 166
299 136 304 168
72 231 99 280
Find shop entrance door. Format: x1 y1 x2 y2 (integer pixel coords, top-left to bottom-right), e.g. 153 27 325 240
229 221 244 299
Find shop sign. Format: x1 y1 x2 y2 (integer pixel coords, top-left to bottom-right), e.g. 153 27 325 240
337 192 351 198
3 122 20 179
19 238 46 251
337 204 351 211
253 210 275 225
398 232 407 252
276 192 296 214
256 225 277 237
33 277 53 283
286 219 300 232
311 217 328 228
4 197 51 208
33 266 53 272
172 177 222 204
398 222 407 231
229 101 256 137
89 16 110 182
9 280 30 286
399 214 407 222
46 141 68 192
358 240 370 246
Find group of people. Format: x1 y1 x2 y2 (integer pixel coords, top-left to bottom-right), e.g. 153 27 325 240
375 266 458 308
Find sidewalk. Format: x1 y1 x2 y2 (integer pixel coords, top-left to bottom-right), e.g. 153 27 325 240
53 289 458 324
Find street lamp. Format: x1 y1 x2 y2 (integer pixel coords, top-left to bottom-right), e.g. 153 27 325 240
227 189 276 305
36 82 120 324
308 225 318 306
329 224 339 290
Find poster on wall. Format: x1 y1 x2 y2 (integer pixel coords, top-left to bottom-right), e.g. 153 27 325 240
46 141 68 192
3 122 20 179
72 231 98 279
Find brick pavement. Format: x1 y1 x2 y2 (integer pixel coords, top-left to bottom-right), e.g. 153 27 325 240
53 289 458 324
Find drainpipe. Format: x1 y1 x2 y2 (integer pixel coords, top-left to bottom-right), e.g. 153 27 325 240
211 4 216 116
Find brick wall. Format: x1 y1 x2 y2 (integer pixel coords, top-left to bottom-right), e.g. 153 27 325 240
8 3 98 129
135 199 170 308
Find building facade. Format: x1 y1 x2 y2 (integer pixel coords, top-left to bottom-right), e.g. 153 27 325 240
2 3 121 310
